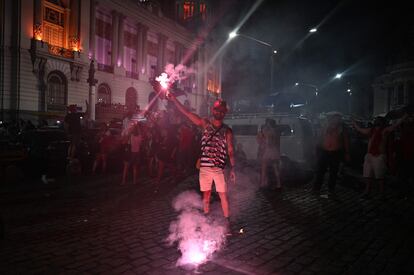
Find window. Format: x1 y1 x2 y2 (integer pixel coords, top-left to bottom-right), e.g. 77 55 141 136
124 23 138 77
183 1 195 20
95 10 112 66
47 71 67 111
97 84 111 104
43 1 66 48
125 87 138 111
200 3 207 21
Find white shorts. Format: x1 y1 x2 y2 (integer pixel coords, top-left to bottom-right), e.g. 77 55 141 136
199 167 227 193
363 153 386 179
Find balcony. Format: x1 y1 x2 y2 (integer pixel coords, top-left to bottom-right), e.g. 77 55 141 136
97 63 114 74
48 44 74 59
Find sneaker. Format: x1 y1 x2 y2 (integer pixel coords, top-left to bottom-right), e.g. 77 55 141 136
41 174 48 184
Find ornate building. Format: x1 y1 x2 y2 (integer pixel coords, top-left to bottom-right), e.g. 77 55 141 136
0 0 221 123
372 61 414 116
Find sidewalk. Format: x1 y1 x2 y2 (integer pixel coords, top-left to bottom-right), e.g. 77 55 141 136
1 171 414 274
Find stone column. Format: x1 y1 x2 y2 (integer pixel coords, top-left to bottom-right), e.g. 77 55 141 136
404 80 409 104
111 10 118 67
117 13 125 68
64 8 71 48
135 23 143 74
34 0 42 26
87 60 98 120
174 41 183 65
157 33 167 74
141 25 148 75
89 0 97 59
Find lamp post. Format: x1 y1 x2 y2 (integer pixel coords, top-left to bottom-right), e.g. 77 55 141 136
228 32 277 92
295 82 319 96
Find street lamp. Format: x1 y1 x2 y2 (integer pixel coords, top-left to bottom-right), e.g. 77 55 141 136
228 31 277 92
334 73 342 79
295 82 319 96
309 28 317 33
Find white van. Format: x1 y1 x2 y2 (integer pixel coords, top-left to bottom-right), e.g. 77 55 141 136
224 113 315 169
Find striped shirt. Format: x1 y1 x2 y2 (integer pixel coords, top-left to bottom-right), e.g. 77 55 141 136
200 123 228 169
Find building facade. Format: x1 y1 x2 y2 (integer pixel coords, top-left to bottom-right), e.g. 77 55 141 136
0 0 221 123
372 61 414 116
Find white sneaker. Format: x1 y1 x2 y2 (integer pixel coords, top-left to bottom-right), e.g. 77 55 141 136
41 175 48 184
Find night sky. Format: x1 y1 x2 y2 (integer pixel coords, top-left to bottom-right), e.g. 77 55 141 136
209 0 413 114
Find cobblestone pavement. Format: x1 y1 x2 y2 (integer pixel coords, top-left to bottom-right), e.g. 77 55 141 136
1 170 414 275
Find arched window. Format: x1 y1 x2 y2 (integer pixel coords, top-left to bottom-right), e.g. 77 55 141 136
47 71 67 111
125 87 138 111
97 83 111 104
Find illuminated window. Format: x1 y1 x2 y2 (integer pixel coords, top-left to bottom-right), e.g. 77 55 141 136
183 1 195 20
200 3 206 21
95 10 112 66
43 1 66 48
47 71 67 111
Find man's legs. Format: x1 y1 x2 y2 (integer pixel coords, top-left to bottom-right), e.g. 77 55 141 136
328 152 341 194
313 151 328 193
132 164 139 185
260 158 268 187
121 161 129 185
203 190 212 214
102 154 107 173
270 160 281 189
218 192 229 218
92 154 101 174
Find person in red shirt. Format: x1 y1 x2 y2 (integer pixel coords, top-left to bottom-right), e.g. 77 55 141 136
353 115 407 199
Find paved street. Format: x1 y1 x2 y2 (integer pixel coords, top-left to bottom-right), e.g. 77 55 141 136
1 169 414 275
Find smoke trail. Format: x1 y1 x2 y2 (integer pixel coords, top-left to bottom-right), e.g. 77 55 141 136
166 191 227 267
166 169 260 267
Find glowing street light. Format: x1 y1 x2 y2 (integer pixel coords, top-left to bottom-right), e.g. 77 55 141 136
228 31 237 39
347 88 351 92
309 28 317 33
334 73 342 79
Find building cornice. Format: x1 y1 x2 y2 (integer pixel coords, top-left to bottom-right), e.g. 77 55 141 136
99 0 197 47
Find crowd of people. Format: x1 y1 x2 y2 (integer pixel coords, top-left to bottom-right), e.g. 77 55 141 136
1 99 413 203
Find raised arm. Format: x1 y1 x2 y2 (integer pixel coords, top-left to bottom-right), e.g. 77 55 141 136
384 114 408 133
352 119 371 136
167 92 207 128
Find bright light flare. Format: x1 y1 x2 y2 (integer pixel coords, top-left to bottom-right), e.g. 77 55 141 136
229 31 237 39
155 72 169 89
335 73 342 79
309 28 317 33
